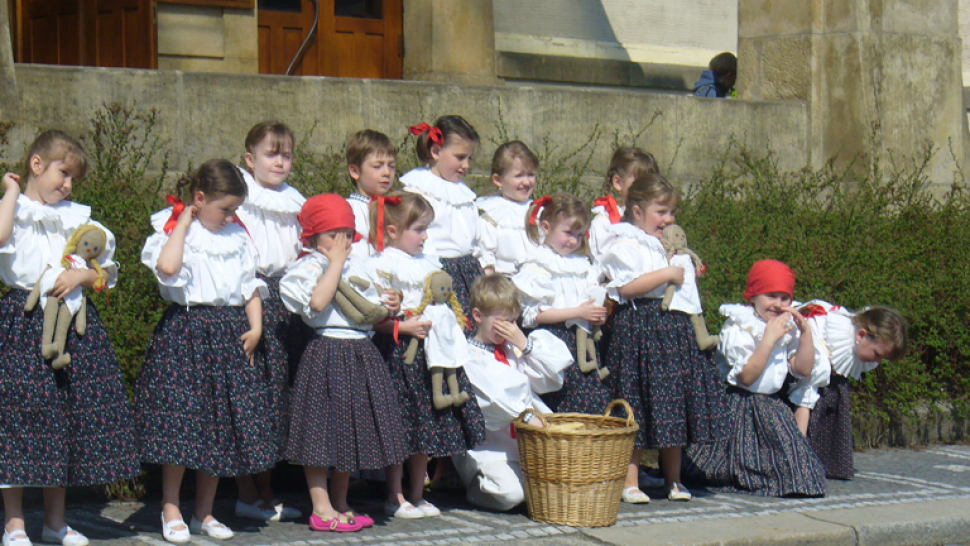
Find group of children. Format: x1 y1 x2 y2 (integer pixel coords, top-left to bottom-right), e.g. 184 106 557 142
0 116 908 544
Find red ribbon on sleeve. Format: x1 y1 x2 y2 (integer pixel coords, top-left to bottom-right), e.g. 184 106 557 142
593 195 621 224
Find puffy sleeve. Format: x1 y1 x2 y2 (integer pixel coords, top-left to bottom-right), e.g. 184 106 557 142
90 220 120 289
510 263 557 328
601 239 648 303
474 212 498 270
588 213 611 263
517 329 571 395
240 242 268 301
716 324 758 387
141 231 192 289
280 257 325 318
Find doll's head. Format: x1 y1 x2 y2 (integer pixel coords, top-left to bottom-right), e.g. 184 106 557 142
176 160 248 232
368 191 434 255
244 121 295 189
851 306 908 362
622 173 679 240
411 115 480 182
744 259 795 322
22 130 88 206
414 270 467 329
491 140 538 203
347 129 397 197
299 193 358 253
526 193 590 257
660 224 687 253
604 147 659 204
63 225 107 264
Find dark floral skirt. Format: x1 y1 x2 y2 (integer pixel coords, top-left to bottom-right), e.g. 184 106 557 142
286 335 410 471
602 299 727 449
374 333 486 457
0 289 139 486
535 323 610 415
684 387 827 497
135 304 277 477
439 255 483 321
807 374 855 479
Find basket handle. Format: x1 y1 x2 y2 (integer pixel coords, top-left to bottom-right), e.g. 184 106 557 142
599 399 636 427
515 407 550 433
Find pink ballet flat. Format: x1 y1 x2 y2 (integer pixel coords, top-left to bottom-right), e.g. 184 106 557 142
308 513 363 532
343 511 374 528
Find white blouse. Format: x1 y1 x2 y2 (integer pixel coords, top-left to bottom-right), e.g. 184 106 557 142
364 247 443 311
234 167 306 278
0 195 119 314
346 192 376 260
716 303 801 395
141 208 268 307
279 251 381 340
475 195 535 275
510 245 605 330
400 167 480 259
588 203 624 264
599 222 669 303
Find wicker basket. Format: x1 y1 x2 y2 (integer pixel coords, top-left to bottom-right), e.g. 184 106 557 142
513 399 638 527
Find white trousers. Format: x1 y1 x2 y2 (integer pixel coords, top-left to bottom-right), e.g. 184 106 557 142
454 456 525 512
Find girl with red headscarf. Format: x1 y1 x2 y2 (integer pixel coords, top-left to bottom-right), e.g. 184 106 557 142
683 259 827 497
279 194 410 532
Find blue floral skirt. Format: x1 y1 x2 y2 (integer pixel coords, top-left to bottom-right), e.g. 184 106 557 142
535 323 610 415
0 289 139 486
439 255 483 320
806 374 855 479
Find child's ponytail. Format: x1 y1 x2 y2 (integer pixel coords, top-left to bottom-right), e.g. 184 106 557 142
409 115 480 164
174 159 247 203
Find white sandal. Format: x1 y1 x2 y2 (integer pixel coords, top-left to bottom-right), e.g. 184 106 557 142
160 514 190 544
621 487 651 504
3 529 32 546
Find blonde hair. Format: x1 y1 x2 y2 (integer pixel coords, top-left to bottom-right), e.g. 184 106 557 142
525 194 591 256
368 191 434 247
470 274 521 319
491 140 538 177
412 270 468 330
852 307 908 361
23 130 88 181
621 173 680 223
62 225 108 289
604 147 659 194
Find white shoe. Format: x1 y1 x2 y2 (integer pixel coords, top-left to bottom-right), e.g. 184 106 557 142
414 500 441 517
638 469 666 489
235 499 302 522
41 526 87 546
667 483 692 501
621 487 651 504
3 529 32 546
383 501 424 519
189 517 233 540
160 514 190 544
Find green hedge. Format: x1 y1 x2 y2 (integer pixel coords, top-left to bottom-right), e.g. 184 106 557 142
2 104 968 455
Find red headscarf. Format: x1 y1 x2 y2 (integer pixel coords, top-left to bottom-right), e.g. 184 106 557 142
298 194 361 246
743 259 795 301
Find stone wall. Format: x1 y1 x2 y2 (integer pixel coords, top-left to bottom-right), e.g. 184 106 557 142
157 4 258 74
3 64 808 188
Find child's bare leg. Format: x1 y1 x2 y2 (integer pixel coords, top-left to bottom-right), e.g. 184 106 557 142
328 471 351 513
161 465 186 529
625 448 642 489
407 453 429 504
3 487 25 532
385 465 408 505
794 406 810 436
305 466 348 522
659 447 682 486
431 456 456 482
42 487 69 531
193 471 220 524
234 474 260 505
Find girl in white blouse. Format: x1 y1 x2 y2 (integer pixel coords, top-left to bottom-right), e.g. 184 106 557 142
588 147 659 264
137 160 274 543
510 194 611 416
475 141 539 276
599 174 725 504
684 259 826 498
232 121 307 523
401 116 483 316
0 131 138 546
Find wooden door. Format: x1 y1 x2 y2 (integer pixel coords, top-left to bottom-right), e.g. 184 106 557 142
258 0 402 78
16 0 156 68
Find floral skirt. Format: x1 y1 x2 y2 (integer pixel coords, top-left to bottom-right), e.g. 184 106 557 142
535 323 610 415
0 289 139 486
807 374 855 479
439 255 483 321
135 305 277 477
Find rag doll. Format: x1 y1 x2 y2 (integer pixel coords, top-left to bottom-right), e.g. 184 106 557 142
331 275 390 326
660 224 719 351
404 270 471 409
25 225 109 369
576 286 609 380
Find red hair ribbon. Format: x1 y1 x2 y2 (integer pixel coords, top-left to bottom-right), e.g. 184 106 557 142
369 195 403 252
528 195 552 226
593 195 621 224
408 123 444 146
163 195 186 235
801 303 828 319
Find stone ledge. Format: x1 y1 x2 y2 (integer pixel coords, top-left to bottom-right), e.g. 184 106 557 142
497 51 703 91
854 401 969 448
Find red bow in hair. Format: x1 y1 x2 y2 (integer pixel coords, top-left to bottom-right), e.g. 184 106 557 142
408 123 444 145
593 195 621 224
369 195 403 252
163 195 186 235
528 195 552 226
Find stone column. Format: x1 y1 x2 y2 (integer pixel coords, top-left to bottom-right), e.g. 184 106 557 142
0 0 19 119
403 0 499 84
738 0 967 184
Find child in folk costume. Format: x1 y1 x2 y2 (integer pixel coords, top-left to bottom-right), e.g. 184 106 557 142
401 116 483 314
345 130 398 260
453 275 572 511
0 131 138 546
510 194 612 415
367 192 487 519
796 301 907 479
588 147 659 264
684 260 826 497
138 160 276 542
280 194 410 533
233 121 307 523
600 173 726 504
475 140 539 276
